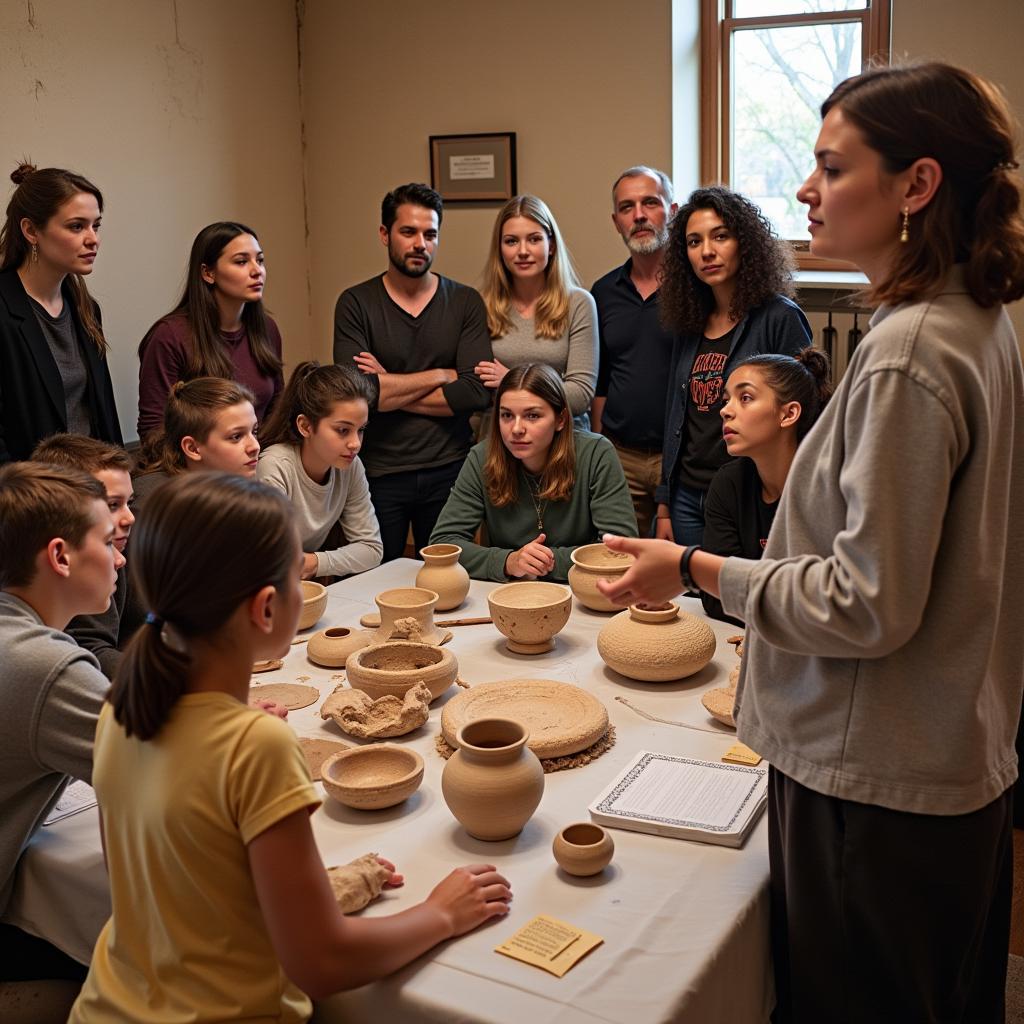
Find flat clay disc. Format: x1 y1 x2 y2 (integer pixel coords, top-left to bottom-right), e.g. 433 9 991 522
441 679 609 759
299 737 350 780
252 659 284 673
359 612 381 628
249 682 320 710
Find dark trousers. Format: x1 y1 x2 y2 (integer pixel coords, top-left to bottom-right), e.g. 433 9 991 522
0 923 87 982
368 460 463 563
768 767 1012 1024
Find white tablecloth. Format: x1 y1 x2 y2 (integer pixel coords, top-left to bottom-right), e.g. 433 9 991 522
4 559 772 1023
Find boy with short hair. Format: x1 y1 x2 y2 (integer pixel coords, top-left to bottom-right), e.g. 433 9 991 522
0 461 119 979
31 434 136 678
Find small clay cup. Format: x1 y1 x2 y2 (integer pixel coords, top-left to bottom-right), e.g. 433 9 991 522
298 580 328 631
416 544 470 611
307 626 374 668
345 641 458 702
567 544 635 612
552 822 615 876
320 744 424 810
487 581 572 655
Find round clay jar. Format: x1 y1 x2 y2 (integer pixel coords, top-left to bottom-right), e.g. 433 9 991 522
307 626 374 668
552 822 615 876
597 602 716 681
441 717 545 841
416 544 470 611
567 543 635 613
345 641 458 702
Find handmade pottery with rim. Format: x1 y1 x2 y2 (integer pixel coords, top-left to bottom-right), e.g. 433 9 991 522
298 580 328 631
373 587 449 645
346 641 458 702
416 544 470 611
552 822 615 876
441 717 545 840
487 581 572 655
320 744 424 810
567 544 635 612
597 602 716 682
307 626 374 668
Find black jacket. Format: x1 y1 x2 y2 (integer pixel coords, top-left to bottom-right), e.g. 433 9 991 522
0 268 122 462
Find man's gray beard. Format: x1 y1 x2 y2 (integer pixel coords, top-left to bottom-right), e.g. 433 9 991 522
625 228 668 256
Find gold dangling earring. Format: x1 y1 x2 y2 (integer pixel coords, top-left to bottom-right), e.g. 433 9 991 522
899 208 910 244
31 242 39 264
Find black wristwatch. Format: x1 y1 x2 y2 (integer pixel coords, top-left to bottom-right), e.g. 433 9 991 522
679 544 702 592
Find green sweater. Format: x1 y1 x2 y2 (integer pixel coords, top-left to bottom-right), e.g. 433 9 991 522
430 431 638 582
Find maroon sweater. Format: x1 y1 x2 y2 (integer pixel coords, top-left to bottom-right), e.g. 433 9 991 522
136 313 283 437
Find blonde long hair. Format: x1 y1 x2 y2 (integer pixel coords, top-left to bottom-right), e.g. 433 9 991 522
481 195 580 340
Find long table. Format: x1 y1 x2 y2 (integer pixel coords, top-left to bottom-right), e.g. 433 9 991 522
4 559 772 1023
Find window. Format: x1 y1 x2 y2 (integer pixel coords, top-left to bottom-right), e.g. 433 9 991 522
701 0 890 263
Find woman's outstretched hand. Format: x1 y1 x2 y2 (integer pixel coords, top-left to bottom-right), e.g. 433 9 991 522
596 534 686 606
427 863 512 937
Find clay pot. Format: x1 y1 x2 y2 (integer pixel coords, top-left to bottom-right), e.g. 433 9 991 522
597 602 716 681
441 718 544 840
345 641 458 702
307 626 374 668
567 544 635 613
298 580 328 631
487 581 572 655
416 544 470 611
552 823 615 876
321 745 424 810
373 587 448 645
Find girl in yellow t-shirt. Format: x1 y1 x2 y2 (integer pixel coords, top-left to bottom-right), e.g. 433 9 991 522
70 473 512 1023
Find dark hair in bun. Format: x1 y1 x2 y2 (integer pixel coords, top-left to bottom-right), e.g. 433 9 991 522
10 162 37 186
733 346 834 441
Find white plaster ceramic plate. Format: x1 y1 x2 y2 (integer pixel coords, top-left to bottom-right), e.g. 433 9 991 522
441 679 609 759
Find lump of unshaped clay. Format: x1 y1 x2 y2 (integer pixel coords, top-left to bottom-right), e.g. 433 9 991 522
326 853 393 913
319 682 431 738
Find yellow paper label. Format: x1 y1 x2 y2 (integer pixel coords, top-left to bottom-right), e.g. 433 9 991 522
495 914 604 977
722 742 762 766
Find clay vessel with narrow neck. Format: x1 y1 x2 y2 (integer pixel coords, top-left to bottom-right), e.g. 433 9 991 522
416 544 470 611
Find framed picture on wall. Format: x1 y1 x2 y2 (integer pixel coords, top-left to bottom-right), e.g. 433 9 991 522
429 132 517 202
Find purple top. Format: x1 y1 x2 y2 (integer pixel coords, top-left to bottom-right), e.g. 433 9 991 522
136 313 284 437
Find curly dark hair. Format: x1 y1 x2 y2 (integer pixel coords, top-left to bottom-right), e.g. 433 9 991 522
659 186 796 334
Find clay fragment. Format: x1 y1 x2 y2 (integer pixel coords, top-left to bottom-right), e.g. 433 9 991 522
326 853 393 913
320 682 431 738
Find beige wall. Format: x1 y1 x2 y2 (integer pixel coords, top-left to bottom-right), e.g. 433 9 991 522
301 0 673 362
0 0 308 441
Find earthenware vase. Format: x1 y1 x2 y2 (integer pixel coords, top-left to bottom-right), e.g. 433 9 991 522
552 823 615 876
373 587 448 645
597 602 716 682
306 626 374 668
416 544 470 611
567 543 635 612
441 718 545 841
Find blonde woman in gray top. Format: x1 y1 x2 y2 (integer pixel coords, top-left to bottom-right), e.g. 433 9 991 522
596 63 1024 1023
475 195 597 427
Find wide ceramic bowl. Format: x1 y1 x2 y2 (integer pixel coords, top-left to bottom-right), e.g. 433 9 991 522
345 641 458 702
487 581 572 655
320 744 424 810
298 580 328 631
567 543 635 612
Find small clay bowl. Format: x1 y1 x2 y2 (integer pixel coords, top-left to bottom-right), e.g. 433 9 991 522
487 581 572 655
345 641 458 702
298 580 328 631
568 543 635 613
320 744 424 810
552 822 615 876
307 626 374 668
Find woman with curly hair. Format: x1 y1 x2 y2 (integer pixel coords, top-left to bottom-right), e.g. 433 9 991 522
654 186 810 546
475 195 597 427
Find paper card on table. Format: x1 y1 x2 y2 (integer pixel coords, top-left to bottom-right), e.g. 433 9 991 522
722 742 762 766
43 779 97 825
495 914 604 977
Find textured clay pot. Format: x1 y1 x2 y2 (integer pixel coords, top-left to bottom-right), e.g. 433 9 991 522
441 718 545 840
345 641 458 702
487 581 572 655
416 544 470 611
373 587 448 645
567 544 635 612
597 602 717 681
320 745 424 810
298 580 328 631
307 626 374 668
552 822 615 876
